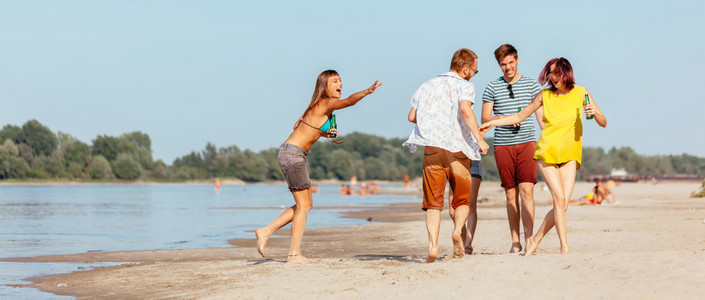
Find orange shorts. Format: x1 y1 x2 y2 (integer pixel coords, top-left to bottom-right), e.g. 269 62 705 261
422 146 473 211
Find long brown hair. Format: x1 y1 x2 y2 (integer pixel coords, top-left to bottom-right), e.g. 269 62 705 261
297 70 339 122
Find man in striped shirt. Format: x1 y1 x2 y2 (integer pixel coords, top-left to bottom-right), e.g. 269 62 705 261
481 44 543 253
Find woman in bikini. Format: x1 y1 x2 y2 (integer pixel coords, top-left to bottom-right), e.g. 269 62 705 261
255 70 382 264
481 58 606 256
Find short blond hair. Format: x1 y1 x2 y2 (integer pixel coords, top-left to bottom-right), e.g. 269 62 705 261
450 48 478 72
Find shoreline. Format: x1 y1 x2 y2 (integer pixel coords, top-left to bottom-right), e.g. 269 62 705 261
4 182 705 299
0 178 410 187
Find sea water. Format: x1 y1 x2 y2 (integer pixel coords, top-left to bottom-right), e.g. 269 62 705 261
0 184 416 299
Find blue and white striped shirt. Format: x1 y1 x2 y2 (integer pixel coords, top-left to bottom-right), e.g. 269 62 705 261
482 76 540 146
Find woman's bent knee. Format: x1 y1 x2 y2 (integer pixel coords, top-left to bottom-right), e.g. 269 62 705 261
297 203 313 211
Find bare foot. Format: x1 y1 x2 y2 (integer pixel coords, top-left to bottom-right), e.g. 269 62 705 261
287 254 317 264
525 237 538 257
561 246 569 255
509 243 522 253
452 232 464 258
524 237 533 252
464 245 473 255
255 229 269 258
426 247 438 263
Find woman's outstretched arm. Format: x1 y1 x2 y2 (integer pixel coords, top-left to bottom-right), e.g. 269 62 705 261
480 92 543 132
329 80 382 111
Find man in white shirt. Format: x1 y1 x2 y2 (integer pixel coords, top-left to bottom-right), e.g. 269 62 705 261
404 48 489 263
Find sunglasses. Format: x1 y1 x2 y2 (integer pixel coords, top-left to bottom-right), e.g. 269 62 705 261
507 84 514 99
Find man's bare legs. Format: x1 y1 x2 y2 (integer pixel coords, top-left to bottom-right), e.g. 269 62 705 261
451 205 469 258
255 188 316 264
518 182 535 251
505 186 522 253
525 161 576 256
448 177 479 255
464 178 480 254
425 209 441 263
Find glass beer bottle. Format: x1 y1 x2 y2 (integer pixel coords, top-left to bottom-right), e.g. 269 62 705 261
584 93 594 120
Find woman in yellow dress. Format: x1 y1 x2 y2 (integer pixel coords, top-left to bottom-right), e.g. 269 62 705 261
480 57 606 256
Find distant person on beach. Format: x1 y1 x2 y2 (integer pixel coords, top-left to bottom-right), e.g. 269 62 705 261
339 184 346 195
481 44 541 253
403 48 489 263
569 179 616 206
569 192 597 206
447 160 482 254
359 183 369 196
481 57 607 256
593 178 616 205
369 181 381 195
255 70 382 264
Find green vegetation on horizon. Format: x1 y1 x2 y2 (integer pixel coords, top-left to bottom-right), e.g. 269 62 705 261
1 120 704 182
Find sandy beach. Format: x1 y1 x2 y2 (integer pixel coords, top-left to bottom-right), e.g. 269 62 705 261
4 181 705 299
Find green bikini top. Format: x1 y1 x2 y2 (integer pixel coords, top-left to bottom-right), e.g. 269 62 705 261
319 116 332 132
300 114 336 134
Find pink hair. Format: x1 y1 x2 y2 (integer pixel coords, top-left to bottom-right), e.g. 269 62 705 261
538 57 575 91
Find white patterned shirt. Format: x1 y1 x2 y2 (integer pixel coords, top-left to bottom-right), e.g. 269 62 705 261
403 72 481 160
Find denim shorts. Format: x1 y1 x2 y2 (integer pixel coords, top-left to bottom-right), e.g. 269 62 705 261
278 143 311 192
471 160 482 179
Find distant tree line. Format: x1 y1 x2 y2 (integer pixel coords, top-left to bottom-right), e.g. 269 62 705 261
172 133 424 182
468 142 705 181
1 120 704 182
579 147 705 179
0 120 167 180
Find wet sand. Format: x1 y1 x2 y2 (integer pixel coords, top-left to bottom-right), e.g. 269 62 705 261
4 181 705 299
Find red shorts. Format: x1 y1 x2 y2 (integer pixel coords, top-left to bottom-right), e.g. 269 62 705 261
494 142 538 188
421 146 472 211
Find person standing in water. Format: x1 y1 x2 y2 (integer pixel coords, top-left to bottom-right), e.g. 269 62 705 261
255 70 382 264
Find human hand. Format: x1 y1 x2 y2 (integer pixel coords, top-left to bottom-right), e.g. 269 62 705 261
364 81 383 95
479 121 495 133
583 103 596 117
511 113 521 127
477 139 489 155
327 129 338 138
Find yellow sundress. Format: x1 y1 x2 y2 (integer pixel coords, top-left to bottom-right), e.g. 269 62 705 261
533 86 585 168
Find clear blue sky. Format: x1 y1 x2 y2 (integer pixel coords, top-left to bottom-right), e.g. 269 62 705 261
1 0 704 163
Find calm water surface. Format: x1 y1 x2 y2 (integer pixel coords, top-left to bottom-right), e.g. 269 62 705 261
0 184 416 299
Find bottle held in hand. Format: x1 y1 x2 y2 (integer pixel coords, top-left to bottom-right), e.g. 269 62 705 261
329 114 338 138
513 107 521 130
584 93 594 120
